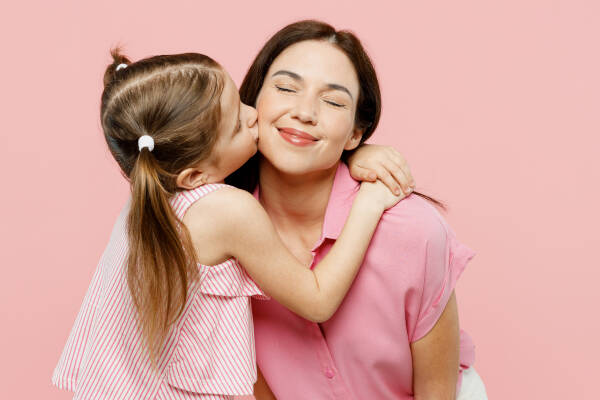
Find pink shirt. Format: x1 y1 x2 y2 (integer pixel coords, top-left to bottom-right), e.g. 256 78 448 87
252 163 476 399
53 184 266 400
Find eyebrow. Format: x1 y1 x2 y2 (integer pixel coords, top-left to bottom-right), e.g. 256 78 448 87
271 70 354 100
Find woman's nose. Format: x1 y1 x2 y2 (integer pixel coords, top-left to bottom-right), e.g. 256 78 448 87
290 95 318 125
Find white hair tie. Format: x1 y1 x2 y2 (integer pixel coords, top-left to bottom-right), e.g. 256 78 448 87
115 63 128 71
138 135 154 152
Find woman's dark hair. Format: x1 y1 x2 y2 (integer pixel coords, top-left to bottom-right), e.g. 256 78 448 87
226 20 444 208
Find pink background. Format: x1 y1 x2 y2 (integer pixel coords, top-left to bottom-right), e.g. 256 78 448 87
1 1 598 399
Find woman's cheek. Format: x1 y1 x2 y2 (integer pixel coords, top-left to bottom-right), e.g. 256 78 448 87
256 99 274 136
326 113 355 144
256 89 279 114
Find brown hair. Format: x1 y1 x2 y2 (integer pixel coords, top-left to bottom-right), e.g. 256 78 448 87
101 50 224 363
226 20 444 208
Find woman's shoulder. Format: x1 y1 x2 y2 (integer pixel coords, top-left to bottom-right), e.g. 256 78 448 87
380 194 450 244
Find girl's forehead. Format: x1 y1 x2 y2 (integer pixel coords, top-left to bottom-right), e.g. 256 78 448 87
221 73 239 104
218 73 240 129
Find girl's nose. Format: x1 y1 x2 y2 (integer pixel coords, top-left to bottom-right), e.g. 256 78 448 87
246 105 258 141
247 105 258 126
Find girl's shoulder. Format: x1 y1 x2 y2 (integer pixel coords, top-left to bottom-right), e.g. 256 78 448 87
181 184 265 249
172 183 234 216
181 184 262 222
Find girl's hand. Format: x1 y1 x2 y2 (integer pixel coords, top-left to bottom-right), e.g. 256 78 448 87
357 179 411 212
348 144 415 196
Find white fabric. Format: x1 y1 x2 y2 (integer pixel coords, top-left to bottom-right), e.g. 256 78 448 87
116 63 128 71
457 367 488 400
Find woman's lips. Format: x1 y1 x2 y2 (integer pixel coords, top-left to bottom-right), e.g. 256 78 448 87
277 127 318 147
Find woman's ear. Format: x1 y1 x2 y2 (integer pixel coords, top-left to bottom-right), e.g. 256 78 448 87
344 127 364 151
175 167 208 190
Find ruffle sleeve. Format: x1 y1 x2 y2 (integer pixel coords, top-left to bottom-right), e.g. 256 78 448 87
411 223 475 343
198 258 269 300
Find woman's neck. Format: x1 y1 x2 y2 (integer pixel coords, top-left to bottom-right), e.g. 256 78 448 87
258 158 339 238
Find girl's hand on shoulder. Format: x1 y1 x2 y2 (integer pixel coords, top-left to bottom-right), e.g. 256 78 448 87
357 179 411 213
348 144 415 196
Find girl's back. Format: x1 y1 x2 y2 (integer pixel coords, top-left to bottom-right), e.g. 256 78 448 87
53 184 265 399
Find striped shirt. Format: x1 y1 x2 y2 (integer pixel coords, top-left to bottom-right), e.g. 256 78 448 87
52 184 266 400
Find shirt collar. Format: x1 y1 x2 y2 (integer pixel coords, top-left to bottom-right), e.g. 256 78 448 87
319 162 360 242
253 162 359 248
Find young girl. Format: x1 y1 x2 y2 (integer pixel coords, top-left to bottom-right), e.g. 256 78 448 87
52 51 412 400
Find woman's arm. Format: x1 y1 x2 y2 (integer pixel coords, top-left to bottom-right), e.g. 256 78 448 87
411 291 460 400
254 368 277 400
216 181 404 322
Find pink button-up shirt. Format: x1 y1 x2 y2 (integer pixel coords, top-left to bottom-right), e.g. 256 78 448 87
252 163 475 399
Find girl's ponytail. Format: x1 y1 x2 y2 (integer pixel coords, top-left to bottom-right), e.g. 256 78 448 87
100 50 223 364
127 147 198 365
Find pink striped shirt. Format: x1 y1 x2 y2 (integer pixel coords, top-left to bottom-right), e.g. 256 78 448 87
53 184 266 400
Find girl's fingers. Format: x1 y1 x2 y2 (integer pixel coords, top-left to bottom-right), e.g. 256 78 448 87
349 164 377 182
384 161 413 194
392 155 415 188
374 166 403 196
350 147 415 194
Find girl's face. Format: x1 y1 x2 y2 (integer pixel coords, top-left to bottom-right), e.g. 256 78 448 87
204 72 259 181
255 40 363 176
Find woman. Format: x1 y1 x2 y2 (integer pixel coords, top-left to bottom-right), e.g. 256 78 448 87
227 20 487 399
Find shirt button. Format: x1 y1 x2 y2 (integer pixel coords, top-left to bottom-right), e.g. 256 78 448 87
324 367 335 379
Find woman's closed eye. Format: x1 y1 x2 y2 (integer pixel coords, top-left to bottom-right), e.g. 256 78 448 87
275 84 347 108
323 99 346 108
275 85 296 93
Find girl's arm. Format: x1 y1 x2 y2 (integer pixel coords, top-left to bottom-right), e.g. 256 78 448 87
216 181 404 322
347 143 415 195
411 291 460 400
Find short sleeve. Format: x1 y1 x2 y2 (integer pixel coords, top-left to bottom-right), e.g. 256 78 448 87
198 259 270 300
411 221 475 342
